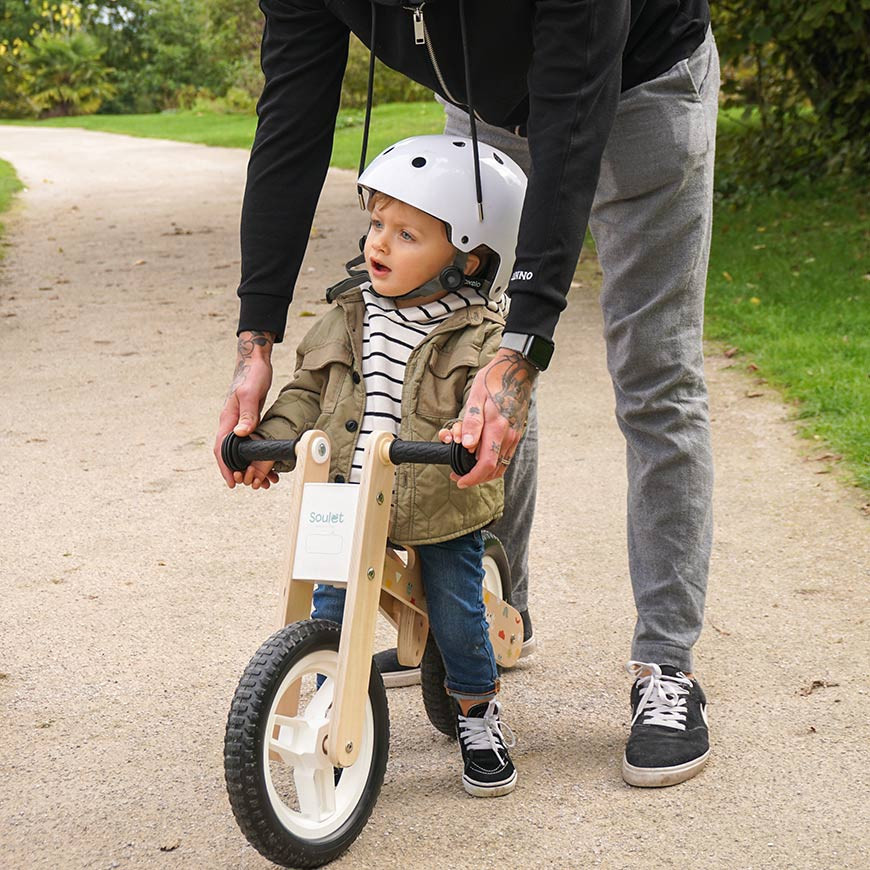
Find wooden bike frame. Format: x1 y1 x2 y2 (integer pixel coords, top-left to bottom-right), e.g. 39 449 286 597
274 429 523 769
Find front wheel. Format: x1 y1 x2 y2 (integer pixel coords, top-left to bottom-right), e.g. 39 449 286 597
224 619 389 868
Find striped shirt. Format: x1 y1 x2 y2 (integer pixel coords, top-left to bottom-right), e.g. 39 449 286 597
349 284 505 483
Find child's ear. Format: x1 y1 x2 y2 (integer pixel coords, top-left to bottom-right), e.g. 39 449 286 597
462 252 481 275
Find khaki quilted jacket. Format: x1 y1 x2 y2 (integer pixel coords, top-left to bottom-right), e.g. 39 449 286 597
255 289 504 546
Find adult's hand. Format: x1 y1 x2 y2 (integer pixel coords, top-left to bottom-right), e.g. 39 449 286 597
214 330 276 487
450 348 537 488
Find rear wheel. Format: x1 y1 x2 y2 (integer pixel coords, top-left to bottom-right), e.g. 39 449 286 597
420 531 512 738
224 619 389 868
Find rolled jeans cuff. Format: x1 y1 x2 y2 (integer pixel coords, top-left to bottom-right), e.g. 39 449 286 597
446 679 499 702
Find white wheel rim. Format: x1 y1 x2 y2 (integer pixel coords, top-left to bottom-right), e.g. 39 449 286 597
482 551 504 601
262 648 375 839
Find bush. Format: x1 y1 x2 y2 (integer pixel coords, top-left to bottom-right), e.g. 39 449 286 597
715 1 870 195
22 29 115 116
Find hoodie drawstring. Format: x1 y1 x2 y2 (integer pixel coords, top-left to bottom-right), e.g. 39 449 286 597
357 1 483 222
458 0 483 221
357 1 378 208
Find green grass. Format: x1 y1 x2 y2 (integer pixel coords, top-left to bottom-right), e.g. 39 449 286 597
2 104 867 487
707 179 869 488
0 101 445 168
0 158 24 257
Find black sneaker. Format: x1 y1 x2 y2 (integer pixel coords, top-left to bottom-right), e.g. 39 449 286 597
622 661 710 787
373 647 420 688
519 609 536 657
457 699 517 797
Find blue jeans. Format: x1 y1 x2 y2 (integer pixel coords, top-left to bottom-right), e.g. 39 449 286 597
313 530 498 698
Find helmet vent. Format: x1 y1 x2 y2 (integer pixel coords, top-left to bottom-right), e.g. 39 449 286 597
411 156 427 168
453 141 466 147
493 153 504 165
461 235 469 244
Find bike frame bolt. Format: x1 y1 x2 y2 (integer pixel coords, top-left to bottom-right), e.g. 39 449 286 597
376 491 384 505
367 567 375 580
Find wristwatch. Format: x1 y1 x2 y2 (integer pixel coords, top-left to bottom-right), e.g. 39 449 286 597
499 332 555 371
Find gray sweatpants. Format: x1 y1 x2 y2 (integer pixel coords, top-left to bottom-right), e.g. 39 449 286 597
445 29 720 672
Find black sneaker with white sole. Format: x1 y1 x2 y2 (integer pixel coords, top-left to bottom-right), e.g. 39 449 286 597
373 647 420 688
622 661 710 788
457 699 517 797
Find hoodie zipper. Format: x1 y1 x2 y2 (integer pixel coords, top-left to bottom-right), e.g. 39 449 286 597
406 3 483 118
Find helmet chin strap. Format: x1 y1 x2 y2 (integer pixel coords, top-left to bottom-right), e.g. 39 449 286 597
380 251 469 301
325 246 491 304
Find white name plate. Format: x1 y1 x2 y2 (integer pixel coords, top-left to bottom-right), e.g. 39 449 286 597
292 483 360 583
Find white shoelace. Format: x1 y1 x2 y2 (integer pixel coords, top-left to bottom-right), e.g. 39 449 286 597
458 699 516 764
626 661 693 731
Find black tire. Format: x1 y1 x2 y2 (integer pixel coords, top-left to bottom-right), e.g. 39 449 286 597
224 619 389 868
420 531 513 739
420 631 455 737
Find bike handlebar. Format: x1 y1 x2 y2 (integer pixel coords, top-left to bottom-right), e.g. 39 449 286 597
221 433 300 472
221 432 476 477
387 439 477 476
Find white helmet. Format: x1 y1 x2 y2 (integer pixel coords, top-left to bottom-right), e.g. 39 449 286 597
357 135 527 300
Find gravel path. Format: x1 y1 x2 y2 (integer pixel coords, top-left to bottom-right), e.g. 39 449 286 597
1 126 867 870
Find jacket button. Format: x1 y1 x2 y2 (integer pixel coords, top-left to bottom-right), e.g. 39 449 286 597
345 420 358 432
334 474 346 483
352 371 361 384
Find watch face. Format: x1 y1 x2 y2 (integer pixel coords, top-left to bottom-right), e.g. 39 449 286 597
527 336 554 371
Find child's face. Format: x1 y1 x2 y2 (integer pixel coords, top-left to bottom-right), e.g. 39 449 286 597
364 197 457 299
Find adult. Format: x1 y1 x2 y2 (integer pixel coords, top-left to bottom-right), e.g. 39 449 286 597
215 0 718 788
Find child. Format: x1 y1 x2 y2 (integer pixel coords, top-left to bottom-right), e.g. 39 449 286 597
235 135 527 797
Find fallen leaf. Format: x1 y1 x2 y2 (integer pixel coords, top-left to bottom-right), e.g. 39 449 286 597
745 391 763 398
36 720 54 729
159 841 180 853
300 311 316 317
708 621 731 637
798 680 839 697
724 346 739 358
811 453 842 462
133 259 146 266
747 363 759 372
722 271 733 282
749 296 761 305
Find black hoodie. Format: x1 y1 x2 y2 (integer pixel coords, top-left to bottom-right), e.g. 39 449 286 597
238 0 710 344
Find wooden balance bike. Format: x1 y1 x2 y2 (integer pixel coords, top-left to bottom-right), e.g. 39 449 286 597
220 429 523 868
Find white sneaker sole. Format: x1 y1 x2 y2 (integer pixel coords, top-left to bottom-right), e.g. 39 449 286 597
381 667 421 689
463 770 517 797
519 634 537 658
621 750 710 787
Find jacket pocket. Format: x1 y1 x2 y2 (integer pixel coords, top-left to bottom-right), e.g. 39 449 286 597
416 343 479 421
300 340 353 414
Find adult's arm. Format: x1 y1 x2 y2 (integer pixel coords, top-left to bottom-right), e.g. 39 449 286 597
457 0 631 486
505 0 630 342
238 0 350 343
216 1 349 485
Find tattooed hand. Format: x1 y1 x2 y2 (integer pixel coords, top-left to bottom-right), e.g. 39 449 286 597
214 330 276 487
450 348 537 488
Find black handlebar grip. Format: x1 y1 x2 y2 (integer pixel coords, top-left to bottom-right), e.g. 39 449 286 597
388 439 477 477
220 433 299 472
